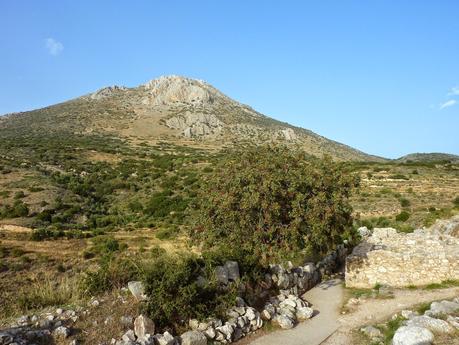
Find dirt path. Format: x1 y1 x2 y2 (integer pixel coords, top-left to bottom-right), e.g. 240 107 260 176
323 286 459 345
248 278 343 345
246 279 459 345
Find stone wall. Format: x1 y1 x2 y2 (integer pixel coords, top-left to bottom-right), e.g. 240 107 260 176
119 244 348 345
346 227 459 288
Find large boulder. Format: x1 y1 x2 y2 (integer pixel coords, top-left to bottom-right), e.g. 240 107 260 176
392 326 434 345
427 300 459 317
180 331 207 345
407 315 455 334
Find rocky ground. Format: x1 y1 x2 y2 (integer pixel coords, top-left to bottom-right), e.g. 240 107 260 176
359 297 459 345
2 218 459 345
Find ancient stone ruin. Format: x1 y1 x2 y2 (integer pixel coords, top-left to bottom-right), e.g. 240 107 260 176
346 226 459 288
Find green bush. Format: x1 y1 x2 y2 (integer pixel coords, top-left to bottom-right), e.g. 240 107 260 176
399 198 411 208
395 211 410 222
145 192 188 219
453 196 459 207
82 255 141 294
0 200 29 219
31 228 56 241
191 146 359 266
143 254 237 332
14 191 26 199
91 237 123 255
128 200 144 212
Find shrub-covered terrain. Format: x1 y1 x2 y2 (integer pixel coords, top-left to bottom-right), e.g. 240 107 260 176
1 131 458 343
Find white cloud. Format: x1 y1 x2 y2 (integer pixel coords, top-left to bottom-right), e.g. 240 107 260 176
448 86 459 96
439 99 457 110
45 38 64 56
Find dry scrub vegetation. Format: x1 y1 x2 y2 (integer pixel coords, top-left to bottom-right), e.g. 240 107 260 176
0 136 458 343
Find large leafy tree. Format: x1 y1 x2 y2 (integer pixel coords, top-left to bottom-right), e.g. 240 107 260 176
191 146 359 265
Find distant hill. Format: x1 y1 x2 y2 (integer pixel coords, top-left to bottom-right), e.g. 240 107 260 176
0 75 384 162
396 153 459 163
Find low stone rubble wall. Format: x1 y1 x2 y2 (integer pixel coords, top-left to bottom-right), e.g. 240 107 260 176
0 244 348 345
346 227 459 288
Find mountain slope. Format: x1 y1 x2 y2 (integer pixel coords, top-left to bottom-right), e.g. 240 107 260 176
0 75 383 161
396 152 459 163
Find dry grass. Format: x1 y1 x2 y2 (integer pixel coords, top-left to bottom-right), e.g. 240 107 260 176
1 273 86 323
16 274 85 312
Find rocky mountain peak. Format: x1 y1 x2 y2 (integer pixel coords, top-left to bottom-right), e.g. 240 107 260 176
141 75 229 106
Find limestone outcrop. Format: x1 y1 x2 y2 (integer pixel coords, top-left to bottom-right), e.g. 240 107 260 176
142 75 228 106
165 112 223 138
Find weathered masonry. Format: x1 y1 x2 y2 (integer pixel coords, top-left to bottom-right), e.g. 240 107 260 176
346 227 459 288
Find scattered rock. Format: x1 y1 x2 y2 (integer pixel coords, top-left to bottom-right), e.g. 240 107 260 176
180 330 207 345
392 326 434 345
225 261 240 281
128 281 147 301
215 266 229 285
122 329 136 342
53 326 71 338
427 300 459 317
358 226 371 238
134 315 155 339
360 325 382 339
407 315 455 334
155 331 175 345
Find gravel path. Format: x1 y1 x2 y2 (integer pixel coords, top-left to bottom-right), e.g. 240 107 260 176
247 279 459 345
248 278 344 345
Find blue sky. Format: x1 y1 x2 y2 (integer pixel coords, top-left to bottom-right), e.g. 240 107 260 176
1 1 458 158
